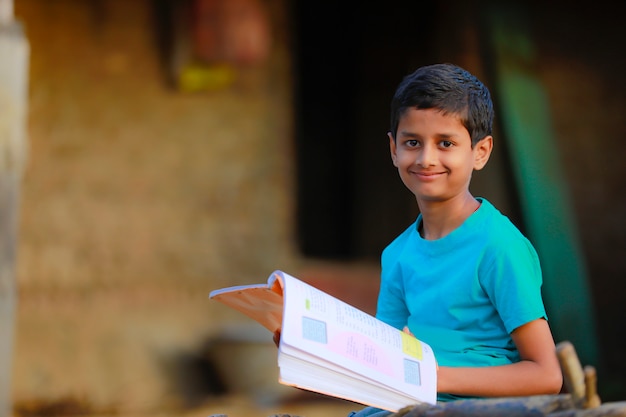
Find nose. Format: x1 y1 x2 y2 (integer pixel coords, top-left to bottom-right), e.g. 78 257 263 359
416 144 436 167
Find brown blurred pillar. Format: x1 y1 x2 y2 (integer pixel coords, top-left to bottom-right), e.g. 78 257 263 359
0 1 29 415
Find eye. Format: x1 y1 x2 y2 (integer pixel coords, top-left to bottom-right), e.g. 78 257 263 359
440 140 454 148
406 139 420 148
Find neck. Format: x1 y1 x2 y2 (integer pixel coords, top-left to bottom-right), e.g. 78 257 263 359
417 194 480 240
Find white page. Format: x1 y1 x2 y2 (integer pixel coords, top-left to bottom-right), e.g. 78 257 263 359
275 271 437 406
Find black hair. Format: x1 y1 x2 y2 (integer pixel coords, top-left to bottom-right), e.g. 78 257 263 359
389 63 494 146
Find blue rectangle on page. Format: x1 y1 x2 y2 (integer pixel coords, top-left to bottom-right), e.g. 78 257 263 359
302 316 327 344
403 359 421 386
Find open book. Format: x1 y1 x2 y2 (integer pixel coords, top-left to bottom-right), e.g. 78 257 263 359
209 270 437 412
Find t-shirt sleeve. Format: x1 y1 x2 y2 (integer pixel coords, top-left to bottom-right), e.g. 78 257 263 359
480 234 547 334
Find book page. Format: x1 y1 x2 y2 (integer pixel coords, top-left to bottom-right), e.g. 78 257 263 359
277 271 437 405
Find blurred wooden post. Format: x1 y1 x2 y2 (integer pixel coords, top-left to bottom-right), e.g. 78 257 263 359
0 0 29 415
484 3 598 368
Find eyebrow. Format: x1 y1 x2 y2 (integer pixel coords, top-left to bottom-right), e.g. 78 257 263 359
398 131 458 139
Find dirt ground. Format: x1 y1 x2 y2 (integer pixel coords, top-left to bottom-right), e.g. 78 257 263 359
13 392 360 417
162 395 358 417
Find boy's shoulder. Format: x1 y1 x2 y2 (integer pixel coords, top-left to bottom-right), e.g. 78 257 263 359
381 221 418 272
477 199 538 257
478 199 527 237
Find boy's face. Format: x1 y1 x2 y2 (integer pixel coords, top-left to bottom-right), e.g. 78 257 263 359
389 108 492 205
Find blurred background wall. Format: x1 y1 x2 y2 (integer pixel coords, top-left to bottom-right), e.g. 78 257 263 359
6 0 626 415
11 0 301 413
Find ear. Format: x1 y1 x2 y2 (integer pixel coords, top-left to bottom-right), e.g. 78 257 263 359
473 135 493 171
388 131 398 167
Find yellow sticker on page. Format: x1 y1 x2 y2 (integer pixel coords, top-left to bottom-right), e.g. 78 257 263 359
401 330 423 360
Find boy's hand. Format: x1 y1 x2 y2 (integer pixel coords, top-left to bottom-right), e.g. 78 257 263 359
273 329 281 347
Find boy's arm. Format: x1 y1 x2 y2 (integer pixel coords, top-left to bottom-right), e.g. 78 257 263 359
436 318 563 397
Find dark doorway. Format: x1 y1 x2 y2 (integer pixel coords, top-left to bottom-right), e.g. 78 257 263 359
291 2 438 260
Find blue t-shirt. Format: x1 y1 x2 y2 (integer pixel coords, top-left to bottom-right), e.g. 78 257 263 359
376 198 547 401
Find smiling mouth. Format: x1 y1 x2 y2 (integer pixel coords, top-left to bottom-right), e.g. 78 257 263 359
413 171 444 179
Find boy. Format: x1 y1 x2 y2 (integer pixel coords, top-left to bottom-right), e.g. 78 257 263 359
349 63 562 416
